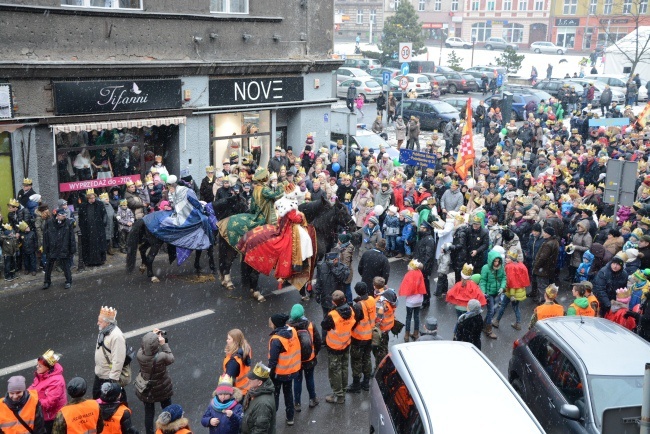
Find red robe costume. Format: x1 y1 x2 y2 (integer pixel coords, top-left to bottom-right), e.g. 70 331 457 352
398 269 427 297
446 280 487 309
605 301 637 331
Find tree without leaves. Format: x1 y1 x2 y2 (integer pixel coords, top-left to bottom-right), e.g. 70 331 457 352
379 1 427 65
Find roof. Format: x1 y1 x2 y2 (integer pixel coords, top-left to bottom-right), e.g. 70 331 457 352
393 342 544 433
540 317 650 376
605 27 650 53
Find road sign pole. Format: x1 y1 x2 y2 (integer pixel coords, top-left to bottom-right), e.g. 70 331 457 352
401 91 404 119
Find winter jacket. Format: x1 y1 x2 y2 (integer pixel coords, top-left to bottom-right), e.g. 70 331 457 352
465 225 490 270
450 226 468 271
20 230 38 255
43 218 76 260
103 202 115 241
268 326 300 381
34 209 48 247
135 332 174 403
567 297 595 316
570 229 593 268
479 250 507 296
116 207 135 231
240 379 276 434
125 191 145 220
627 298 650 343
314 259 350 311
440 189 463 213
414 233 436 274
454 312 483 350
286 317 322 370
395 119 407 141
603 236 624 256
200 390 243 434
532 237 560 278
502 236 524 263
28 363 67 422
593 261 629 312
357 225 383 255
95 325 126 382
358 248 391 291
511 218 533 255
99 402 138 434
600 88 613 105
338 242 355 284
505 261 530 301
374 188 393 211
6 389 46 434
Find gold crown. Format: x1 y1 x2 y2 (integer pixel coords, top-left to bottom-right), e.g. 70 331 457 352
360 181 369 190
145 174 153 184
119 199 128 206
641 216 650 226
40 350 60 367
490 165 499 171
599 215 612 223
250 362 271 380
622 221 632 229
99 306 117 321
7 198 19 207
568 187 579 197
548 203 558 212
344 192 352 200
221 175 230 182
125 180 135 187
585 184 595 192
450 180 459 187
367 199 374 207
461 263 474 277
230 152 239 158
2 223 12 231
280 165 286 172
582 203 597 213
17 221 29 232
86 189 96 197
545 284 558 299
150 167 159 174
22 178 33 185
634 201 644 209
616 287 632 299
217 373 234 387
99 192 109 200
507 250 519 261
598 182 605 189
435 173 445 180
135 179 143 187
206 165 215 172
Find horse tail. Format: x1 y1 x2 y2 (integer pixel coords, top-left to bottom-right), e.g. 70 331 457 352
126 219 144 273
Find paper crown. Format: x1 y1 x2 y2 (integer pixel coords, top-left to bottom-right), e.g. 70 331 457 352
634 201 643 209
2 223 12 231
249 362 271 380
582 203 597 213
461 263 474 278
119 199 128 206
548 203 559 212
599 215 612 223
507 250 519 261
7 198 19 207
642 216 650 226
86 189 96 197
135 179 143 187
366 200 374 207
344 192 352 201
269 172 278 181
221 175 230 182
99 306 117 321
17 221 29 232
360 181 369 190
206 165 215 172
622 221 633 229
22 178 33 185
616 287 631 299
408 259 423 270
99 192 109 200
584 184 595 192
216 374 234 394
545 284 559 299
125 180 135 187
450 180 459 187
40 349 61 367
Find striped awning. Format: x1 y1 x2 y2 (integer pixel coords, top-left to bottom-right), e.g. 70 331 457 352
51 116 186 134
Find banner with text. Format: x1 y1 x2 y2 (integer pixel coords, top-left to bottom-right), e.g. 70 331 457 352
399 148 437 169
59 174 142 192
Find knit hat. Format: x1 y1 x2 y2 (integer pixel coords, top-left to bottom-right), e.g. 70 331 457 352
354 281 368 295
57 199 67 208
7 376 26 393
616 287 632 304
388 205 398 214
290 304 305 321
408 259 423 270
461 263 474 280
368 216 379 225
633 269 649 282
270 313 289 328
545 284 559 299
543 226 555 237
467 299 482 313
612 255 625 266
532 223 542 232
66 377 87 398
471 274 481 284
215 374 234 396
338 233 351 243
424 317 438 331
100 382 121 403
158 404 184 425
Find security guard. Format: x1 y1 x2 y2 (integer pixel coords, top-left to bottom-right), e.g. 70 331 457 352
347 282 376 394
52 378 102 434
529 285 565 329
322 290 356 404
97 383 136 434
0 376 45 434
267 313 301 426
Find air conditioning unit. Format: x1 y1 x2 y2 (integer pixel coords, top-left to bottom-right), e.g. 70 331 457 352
0 84 13 119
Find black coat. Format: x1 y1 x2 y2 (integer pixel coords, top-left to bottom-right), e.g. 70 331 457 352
465 225 489 270
78 200 107 265
17 187 36 208
593 261 628 313
21 230 38 254
454 312 483 350
43 218 76 259
414 232 436 274
358 248 390 292
314 259 350 310
199 176 216 203
450 227 468 271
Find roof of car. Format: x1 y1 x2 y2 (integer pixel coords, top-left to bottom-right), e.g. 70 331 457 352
539 317 650 376
392 342 544 433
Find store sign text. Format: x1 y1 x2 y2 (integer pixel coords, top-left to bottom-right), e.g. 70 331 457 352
209 77 304 106
59 174 141 192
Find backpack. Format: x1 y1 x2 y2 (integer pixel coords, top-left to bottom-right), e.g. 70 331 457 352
297 326 314 362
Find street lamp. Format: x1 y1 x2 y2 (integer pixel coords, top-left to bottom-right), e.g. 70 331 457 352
471 37 476 67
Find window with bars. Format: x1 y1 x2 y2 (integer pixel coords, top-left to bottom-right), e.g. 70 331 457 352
604 0 613 14
210 0 248 13
562 0 577 14
61 0 141 8
357 9 363 24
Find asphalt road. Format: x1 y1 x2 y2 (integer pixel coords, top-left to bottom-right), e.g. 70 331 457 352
0 249 571 434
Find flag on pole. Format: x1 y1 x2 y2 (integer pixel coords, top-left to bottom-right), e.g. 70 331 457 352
636 101 650 129
455 98 474 180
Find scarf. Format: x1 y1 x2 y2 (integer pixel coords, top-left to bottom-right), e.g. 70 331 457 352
211 396 237 412
97 323 115 349
458 309 482 323
364 225 379 237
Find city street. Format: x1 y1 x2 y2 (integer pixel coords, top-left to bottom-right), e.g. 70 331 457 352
0 251 564 433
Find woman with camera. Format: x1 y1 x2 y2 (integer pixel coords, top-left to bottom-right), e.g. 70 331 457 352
135 329 175 434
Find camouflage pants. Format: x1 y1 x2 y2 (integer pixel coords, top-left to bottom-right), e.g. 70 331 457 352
327 348 350 398
350 341 372 380
372 331 389 372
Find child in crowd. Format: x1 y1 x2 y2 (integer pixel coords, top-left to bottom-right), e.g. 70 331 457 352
493 250 530 332
383 205 400 257
398 259 426 342
355 94 365 116
18 221 38 276
397 210 416 259
200 374 243 434
575 250 594 283
116 199 135 253
1 223 19 281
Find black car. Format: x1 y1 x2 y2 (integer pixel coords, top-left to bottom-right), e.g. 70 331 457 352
395 99 460 131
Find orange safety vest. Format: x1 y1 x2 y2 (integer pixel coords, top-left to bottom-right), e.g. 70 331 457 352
101 404 129 434
268 327 301 376
377 297 395 332
536 303 565 321
0 390 38 434
570 302 596 317
156 428 191 434
302 322 317 362
222 349 252 394
351 297 376 341
587 294 599 315
326 309 355 350
60 399 100 434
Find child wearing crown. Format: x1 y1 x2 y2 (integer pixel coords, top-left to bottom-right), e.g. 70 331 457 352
201 374 243 434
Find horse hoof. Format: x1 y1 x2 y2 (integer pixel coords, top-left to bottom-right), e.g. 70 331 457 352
252 290 260 299
226 282 235 290
139 264 146 274
151 276 160 283
257 295 266 302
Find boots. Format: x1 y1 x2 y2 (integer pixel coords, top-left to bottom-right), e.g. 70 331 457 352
346 377 362 394
106 244 114 256
491 318 500 328
404 332 410 343
360 376 370 391
485 324 497 339
411 331 419 341
511 322 522 331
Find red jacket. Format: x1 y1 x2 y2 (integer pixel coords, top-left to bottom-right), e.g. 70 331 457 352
28 363 67 421
605 306 636 331
398 269 427 297
413 190 431 206
393 187 405 211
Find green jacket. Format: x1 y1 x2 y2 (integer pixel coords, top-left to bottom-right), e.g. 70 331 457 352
241 378 276 434
479 250 506 296
567 297 590 316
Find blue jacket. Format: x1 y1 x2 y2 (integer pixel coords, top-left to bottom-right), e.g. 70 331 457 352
400 221 416 244
201 398 243 434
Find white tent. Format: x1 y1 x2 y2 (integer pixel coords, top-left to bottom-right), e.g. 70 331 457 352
603 26 650 76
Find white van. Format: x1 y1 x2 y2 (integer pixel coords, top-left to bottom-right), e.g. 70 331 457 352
370 341 546 434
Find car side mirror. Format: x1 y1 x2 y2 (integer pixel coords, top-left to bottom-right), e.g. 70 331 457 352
559 404 581 421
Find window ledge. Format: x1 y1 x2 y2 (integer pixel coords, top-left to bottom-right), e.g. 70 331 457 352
0 3 282 22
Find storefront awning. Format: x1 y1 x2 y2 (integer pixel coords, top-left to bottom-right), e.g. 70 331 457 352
50 116 186 134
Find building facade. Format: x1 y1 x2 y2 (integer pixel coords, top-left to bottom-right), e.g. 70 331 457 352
0 0 339 213
550 0 650 51
334 1 384 43
461 0 551 47
382 0 466 42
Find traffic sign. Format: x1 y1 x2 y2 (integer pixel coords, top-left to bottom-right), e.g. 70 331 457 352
399 76 409 90
382 71 391 85
398 42 412 62
400 62 410 76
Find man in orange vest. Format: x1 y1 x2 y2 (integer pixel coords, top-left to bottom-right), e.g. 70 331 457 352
97 383 137 434
372 277 397 372
267 313 300 427
0 376 45 434
347 282 376 394
322 290 356 404
529 284 565 329
52 377 102 434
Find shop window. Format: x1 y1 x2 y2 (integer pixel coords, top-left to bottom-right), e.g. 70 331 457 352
211 111 271 170
54 125 177 199
471 22 492 42
61 0 142 9
210 0 248 14
502 23 524 43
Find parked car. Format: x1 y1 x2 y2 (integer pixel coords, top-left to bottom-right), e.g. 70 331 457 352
369 67 400 80
464 73 483 89
530 41 566 55
435 70 479 94
565 78 627 105
483 37 519 51
464 66 509 84
395 99 460 131
509 317 650 434
336 67 372 84
484 93 541 121
584 73 648 101
502 84 553 102
341 58 382 72
371 341 545 434
533 79 586 102
441 97 479 113
445 37 472 49
336 78 382 102
421 73 449 95
386 60 436 74
330 126 399 164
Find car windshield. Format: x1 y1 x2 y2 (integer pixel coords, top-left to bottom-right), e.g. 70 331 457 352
589 375 644 427
462 74 475 80
355 131 388 149
364 80 381 88
433 101 457 114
